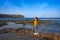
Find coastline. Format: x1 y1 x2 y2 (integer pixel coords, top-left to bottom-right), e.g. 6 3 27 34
0 28 60 40
0 20 60 40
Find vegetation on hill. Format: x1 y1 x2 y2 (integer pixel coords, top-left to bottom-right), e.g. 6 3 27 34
0 14 24 18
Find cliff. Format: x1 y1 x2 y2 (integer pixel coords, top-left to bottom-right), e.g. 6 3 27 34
0 14 24 18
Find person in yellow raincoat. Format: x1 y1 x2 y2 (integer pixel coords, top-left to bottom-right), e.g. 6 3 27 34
34 17 39 34
34 17 38 27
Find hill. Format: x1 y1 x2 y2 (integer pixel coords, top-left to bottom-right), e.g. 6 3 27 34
0 14 24 18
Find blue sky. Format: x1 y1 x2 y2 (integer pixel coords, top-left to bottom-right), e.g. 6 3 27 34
0 0 60 18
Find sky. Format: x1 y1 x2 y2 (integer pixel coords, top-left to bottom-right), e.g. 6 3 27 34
0 0 60 18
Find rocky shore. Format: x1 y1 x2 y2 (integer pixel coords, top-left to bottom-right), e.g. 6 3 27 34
0 28 60 40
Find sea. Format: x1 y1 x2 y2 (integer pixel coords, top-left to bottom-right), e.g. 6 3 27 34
0 18 60 34
0 18 60 20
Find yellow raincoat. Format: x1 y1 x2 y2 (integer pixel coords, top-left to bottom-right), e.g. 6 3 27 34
34 19 38 27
